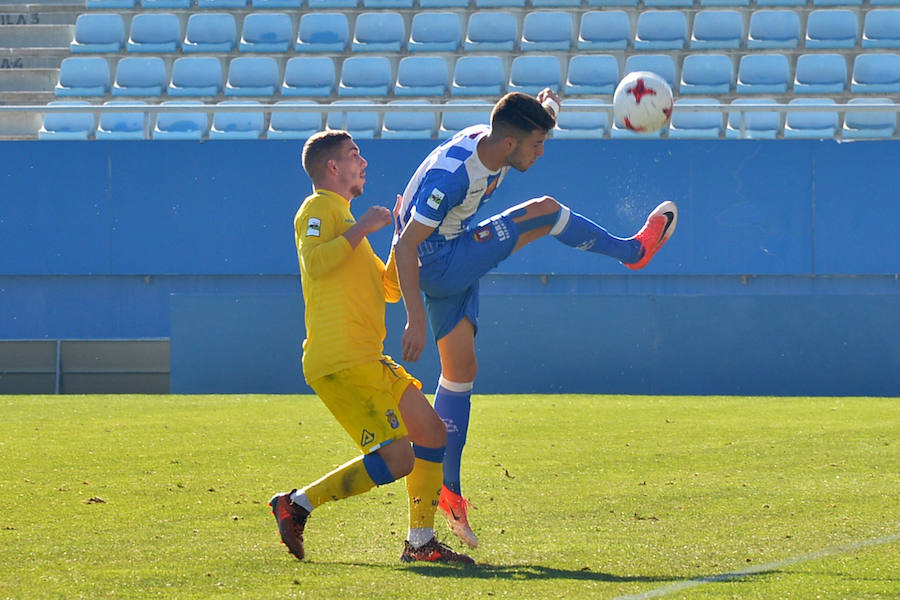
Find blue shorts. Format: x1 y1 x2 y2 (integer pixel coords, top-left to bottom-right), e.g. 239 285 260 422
419 212 519 340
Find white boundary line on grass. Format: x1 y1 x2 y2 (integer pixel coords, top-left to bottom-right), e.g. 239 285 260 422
612 530 900 600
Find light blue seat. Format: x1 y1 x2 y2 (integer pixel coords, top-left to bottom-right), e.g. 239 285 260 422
736 54 790 94
806 9 858 49
153 101 208 140
842 98 897 139
635 11 687 50
96 100 147 139
226 57 279 96
814 0 861 5
565 54 618 95
382 101 436 139
756 0 804 6
296 13 348 52
508 55 561 94
209 101 265 139
726 98 780 139
55 57 110 96
851 53 900 93
783 98 838 139
862 9 900 48
197 0 246 7
409 12 461 52
439 99 491 137
668 98 723 138
420 0 469 7
747 10 801 49
871 0 900 6
794 53 847 94
451 55 506 96
39 101 95 140
474 0 523 6
624 54 676 87
86 0 135 8
338 56 392 96
252 0 302 7
140 0 189 8
587 0 638 6
327 100 380 139
168 57 223 96
72 14 125 53
239 13 292 52
680 54 733 95
577 11 629 50
112 56 166 96
395 56 450 96
690 10 743 50
363 0 412 7
521 11 573 52
532 0 581 6
644 0 692 7
127 13 180 53
465 11 517 51
267 100 322 139
699 0 749 6
309 0 356 6
553 99 608 139
282 56 335 97
352 12 405 53
184 13 237 53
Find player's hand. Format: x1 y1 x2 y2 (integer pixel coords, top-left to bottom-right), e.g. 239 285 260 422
401 318 427 362
536 88 561 118
357 205 393 235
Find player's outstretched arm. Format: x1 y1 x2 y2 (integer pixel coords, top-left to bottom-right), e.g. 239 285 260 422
394 219 436 362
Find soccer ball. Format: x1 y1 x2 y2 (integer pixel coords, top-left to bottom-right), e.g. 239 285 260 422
613 71 674 133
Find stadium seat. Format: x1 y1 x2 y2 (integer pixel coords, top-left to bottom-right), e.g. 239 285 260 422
814 0 861 5
127 13 180 53
553 99 609 138
327 100 380 139
239 13 292 52
419 0 468 7
521 11 574 52
382 101 436 139
439 99 491 138
508 55 561 94
577 11 630 50
96 100 147 140
71 14 125 53
783 98 838 139
726 98 780 139
465 11 517 52
871 0 900 6
747 10 801 49
267 100 323 139
363 0 412 7
680 53 733 95
55 57 110 97
699 0 749 6
690 10 743 50
39 101 95 140
338 56 392 96
532 0 581 6
153 101 209 140
197 0 247 7
86 0 136 8
168 57 223 96
756 0 804 6
624 54 676 87
668 98 723 138
806 9 859 50
644 0 692 7
140 0 189 8
409 12 462 52
842 98 897 139
282 56 335 97
209 101 265 139
252 0 301 7
296 13 349 53
451 55 506 96
225 57 279 96
736 54 790 94
862 10 900 49
352 12 405 53
475 0 524 7
634 11 687 50
794 53 847 94
587 0 638 6
394 56 450 96
184 13 237 53
851 53 900 93
565 54 618 95
112 56 167 96
309 0 357 6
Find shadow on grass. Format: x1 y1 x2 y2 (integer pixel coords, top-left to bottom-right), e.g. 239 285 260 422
398 563 673 583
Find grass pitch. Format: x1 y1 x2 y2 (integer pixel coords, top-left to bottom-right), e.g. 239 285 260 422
1 394 898 599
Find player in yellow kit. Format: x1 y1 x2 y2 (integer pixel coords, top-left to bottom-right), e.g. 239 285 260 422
268 130 473 565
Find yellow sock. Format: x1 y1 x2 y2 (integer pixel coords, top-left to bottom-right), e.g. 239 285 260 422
303 455 376 509
406 457 443 530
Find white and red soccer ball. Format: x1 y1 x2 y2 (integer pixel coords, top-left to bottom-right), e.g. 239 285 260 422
613 71 674 133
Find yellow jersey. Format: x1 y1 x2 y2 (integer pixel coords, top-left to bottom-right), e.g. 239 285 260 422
294 188 401 383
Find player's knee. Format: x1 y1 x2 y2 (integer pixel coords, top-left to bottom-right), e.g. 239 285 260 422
425 414 447 448
377 443 415 479
531 195 561 215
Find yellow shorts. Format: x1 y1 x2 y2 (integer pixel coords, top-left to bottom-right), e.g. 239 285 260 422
309 356 422 454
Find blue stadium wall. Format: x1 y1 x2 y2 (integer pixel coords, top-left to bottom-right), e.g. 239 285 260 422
1 140 897 396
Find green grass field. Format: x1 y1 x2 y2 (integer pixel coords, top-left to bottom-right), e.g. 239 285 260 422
1 394 898 599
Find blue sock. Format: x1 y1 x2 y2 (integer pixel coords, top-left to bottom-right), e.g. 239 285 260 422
551 206 643 264
432 376 473 496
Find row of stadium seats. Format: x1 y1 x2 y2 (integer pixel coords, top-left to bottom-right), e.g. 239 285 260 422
54 52 900 98
83 0 900 9
71 9 900 54
38 97 899 140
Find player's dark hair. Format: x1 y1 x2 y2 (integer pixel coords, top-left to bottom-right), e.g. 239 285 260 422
301 130 352 182
490 92 556 138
